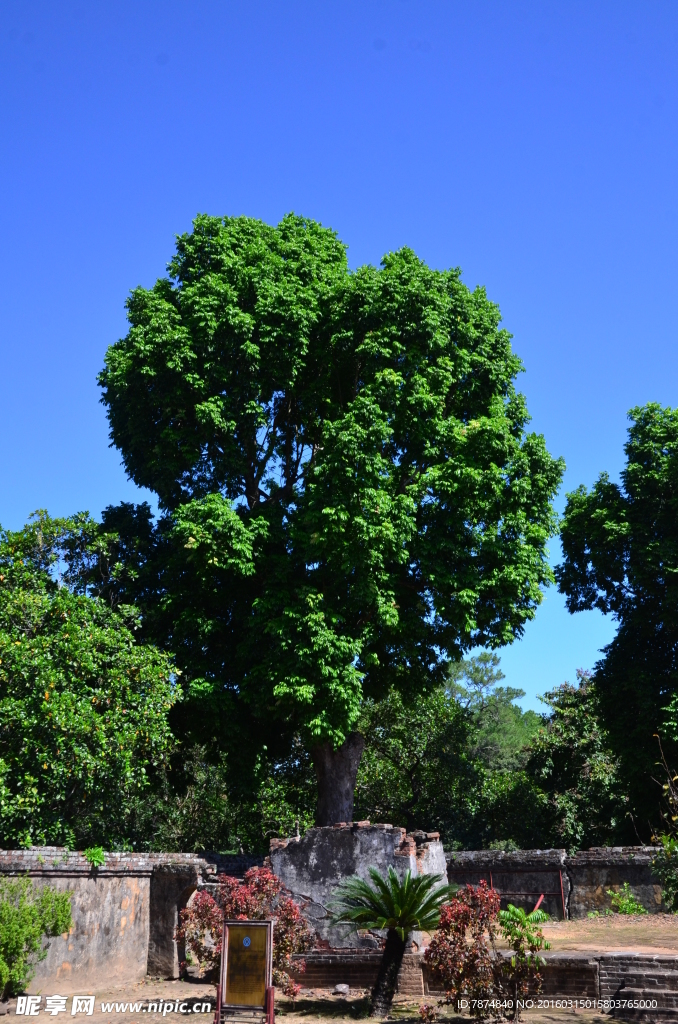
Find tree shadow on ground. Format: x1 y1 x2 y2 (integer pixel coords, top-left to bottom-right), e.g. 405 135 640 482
276 997 467 1023
277 997 371 1019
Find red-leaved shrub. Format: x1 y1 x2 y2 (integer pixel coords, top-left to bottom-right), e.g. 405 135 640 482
176 866 314 996
424 881 500 1020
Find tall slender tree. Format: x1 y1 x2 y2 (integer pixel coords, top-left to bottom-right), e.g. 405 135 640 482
98 213 564 824
557 403 678 828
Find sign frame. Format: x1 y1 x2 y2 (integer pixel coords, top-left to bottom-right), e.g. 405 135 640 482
214 919 274 1024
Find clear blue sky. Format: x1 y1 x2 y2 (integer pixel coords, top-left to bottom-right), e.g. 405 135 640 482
2 2 677 710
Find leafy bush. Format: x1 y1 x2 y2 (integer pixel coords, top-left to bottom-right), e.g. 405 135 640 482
606 882 647 915
175 867 314 996
424 882 500 1021
498 904 550 1021
0 878 72 998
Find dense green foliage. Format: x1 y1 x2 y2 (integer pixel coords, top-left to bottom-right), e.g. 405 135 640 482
525 672 630 849
0 878 72 998
0 509 629 855
96 213 563 810
354 686 477 837
557 403 678 831
355 657 629 852
0 515 177 849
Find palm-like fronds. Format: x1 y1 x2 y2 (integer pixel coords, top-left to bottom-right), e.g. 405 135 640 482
329 866 457 941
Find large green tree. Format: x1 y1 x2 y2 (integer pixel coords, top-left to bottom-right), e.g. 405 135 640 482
525 673 629 850
98 213 564 824
557 403 678 829
0 514 177 848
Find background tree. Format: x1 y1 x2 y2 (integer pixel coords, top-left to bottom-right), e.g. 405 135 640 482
0 513 176 849
355 654 546 850
525 672 630 849
98 213 564 824
448 653 541 772
354 686 478 838
556 403 678 832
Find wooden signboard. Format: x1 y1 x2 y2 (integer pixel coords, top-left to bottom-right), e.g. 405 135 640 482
214 919 274 1024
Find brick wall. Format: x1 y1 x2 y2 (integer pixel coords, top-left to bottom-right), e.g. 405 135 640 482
293 950 600 1000
0 848 213 992
446 846 663 919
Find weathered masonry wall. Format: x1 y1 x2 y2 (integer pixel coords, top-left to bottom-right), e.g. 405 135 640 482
0 838 666 991
0 849 212 993
446 846 664 919
270 823 446 948
447 848 570 919
290 950 602 1000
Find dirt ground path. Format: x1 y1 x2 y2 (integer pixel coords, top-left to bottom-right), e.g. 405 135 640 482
540 912 678 953
16 984 609 1024
25 917 678 1024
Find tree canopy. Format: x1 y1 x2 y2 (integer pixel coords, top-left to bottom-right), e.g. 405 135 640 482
557 403 678 826
0 514 177 848
98 213 564 821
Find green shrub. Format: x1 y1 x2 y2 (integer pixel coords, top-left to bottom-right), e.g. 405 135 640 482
606 882 647 915
498 904 550 1022
653 835 678 911
0 878 72 998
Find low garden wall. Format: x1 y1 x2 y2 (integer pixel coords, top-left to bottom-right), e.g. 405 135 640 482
290 950 602 1000
445 846 663 919
0 849 213 993
0 837 667 992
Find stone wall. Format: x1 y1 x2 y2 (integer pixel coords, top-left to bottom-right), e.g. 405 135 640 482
0 838 667 991
446 848 570 919
567 847 664 918
269 823 446 948
445 846 663 919
0 849 213 992
290 951 600 1000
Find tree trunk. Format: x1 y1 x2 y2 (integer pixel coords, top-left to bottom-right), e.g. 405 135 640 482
370 929 406 1018
312 732 365 826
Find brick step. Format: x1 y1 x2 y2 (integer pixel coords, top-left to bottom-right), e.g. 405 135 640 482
601 959 678 970
602 973 678 992
609 987 678 1018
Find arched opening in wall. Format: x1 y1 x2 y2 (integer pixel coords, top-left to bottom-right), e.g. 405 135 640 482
147 867 203 980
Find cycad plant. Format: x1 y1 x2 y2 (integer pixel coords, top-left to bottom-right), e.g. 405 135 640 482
330 867 457 1017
